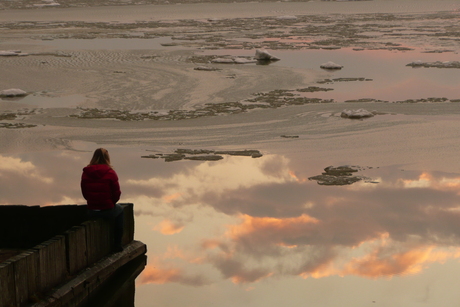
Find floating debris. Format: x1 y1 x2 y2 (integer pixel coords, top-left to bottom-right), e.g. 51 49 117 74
142 149 263 162
344 98 387 103
394 97 452 103
176 149 215 155
308 165 375 186
421 49 455 53
296 86 333 92
70 88 334 121
194 66 222 71
0 113 17 120
184 155 224 161
211 56 257 64
406 60 460 68
317 77 373 84
0 123 36 129
215 150 263 158
280 135 299 138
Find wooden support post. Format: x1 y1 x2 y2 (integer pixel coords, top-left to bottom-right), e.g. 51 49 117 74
65 226 88 276
0 262 16 307
84 220 112 266
35 236 67 293
11 252 32 305
120 203 134 245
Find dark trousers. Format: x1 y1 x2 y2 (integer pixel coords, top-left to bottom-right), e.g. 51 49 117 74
87 203 124 249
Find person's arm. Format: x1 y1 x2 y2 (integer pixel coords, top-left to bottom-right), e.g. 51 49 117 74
81 173 89 200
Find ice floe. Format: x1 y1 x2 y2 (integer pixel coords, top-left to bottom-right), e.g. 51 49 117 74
0 89 28 97
211 57 257 64
341 109 375 119
255 49 280 61
34 0 60 7
320 61 343 69
210 49 281 64
0 50 29 56
308 165 376 186
406 60 460 68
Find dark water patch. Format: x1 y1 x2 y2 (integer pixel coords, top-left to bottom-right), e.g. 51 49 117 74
1 94 87 108
0 122 36 129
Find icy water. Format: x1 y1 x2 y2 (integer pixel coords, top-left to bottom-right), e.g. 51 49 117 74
2 41 460 108
201 47 460 102
4 142 460 307
2 0 460 306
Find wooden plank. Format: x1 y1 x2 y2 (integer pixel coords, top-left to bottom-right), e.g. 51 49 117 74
65 226 87 275
35 236 67 293
84 220 112 266
120 204 134 245
31 241 146 307
0 262 16 307
26 250 40 304
11 252 31 305
0 248 24 263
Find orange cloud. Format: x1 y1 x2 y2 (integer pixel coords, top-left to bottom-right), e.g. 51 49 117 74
343 246 460 278
163 245 206 264
300 260 339 279
163 192 182 202
289 170 307 182
139 264 182 285
227 214 319 241
138 259 210 286
154 219 184 235
402 172 460 191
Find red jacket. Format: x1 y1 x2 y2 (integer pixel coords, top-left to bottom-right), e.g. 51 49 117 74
81 164 121 210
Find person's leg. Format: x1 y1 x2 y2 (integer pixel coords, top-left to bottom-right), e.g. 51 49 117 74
112 204 125 252
87 205 125 252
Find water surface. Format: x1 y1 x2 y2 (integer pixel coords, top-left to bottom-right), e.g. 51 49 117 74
2 145 460 306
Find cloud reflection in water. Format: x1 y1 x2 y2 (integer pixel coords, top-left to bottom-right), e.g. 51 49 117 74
128 153 460 287
2 149 460 290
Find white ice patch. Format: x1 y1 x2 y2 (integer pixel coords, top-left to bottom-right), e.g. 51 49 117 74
341 109 375 119
255 49 280 61
0 88 28 97
320 61 344 69
211 57 256 64
34 0 60 7
0 50 21 56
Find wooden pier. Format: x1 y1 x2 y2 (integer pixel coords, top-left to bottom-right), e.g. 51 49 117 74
0 203 146 307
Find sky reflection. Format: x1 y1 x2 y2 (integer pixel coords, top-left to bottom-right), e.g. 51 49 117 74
3 147 460 296
202 48 460 102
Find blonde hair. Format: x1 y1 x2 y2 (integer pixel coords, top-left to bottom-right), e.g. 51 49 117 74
88 148 112 167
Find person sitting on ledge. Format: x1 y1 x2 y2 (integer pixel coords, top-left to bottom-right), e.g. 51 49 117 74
81 148 124 252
